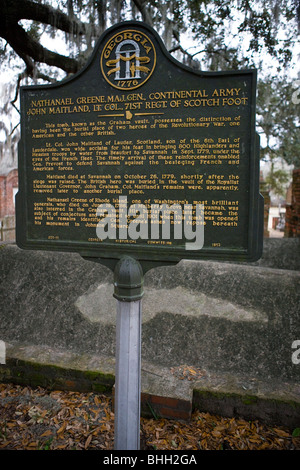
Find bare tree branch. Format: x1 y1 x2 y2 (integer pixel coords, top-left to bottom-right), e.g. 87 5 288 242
2 0 87 36
3 23 79 74
131 0 153 25
0 0 89 75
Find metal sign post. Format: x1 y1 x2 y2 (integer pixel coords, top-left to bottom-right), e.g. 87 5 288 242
113 256 144 450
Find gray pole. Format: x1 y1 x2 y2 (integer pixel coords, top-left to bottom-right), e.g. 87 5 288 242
113 256 144 450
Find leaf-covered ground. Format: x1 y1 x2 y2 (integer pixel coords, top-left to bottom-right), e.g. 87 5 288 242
0 383 299 451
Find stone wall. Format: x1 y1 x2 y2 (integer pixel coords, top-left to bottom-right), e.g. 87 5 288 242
0 240 299 385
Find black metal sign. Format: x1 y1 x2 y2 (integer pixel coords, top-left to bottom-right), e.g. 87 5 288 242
16 21 263 265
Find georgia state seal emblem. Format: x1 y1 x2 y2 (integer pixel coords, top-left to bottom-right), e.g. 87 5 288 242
100 29 156 90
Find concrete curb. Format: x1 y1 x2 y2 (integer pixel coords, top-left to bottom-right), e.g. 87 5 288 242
1 342 299 429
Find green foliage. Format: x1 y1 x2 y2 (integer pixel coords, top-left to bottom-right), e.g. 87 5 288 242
292 428 300 437
26 21 41 43
265 168 291 197
257 77 300 168
256 76 299 195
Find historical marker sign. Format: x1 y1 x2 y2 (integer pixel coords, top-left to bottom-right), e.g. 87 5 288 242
16 21 263 264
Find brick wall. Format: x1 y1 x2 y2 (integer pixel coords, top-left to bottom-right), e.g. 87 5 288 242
285 169 300 238
260 172 270 238
0 169 18 218
0 169 18 242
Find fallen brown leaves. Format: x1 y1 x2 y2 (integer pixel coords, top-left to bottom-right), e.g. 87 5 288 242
144 413 299 451
170 365 206 381
0 383 299 451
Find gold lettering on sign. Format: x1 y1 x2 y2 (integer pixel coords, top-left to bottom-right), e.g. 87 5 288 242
27 79 251 249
